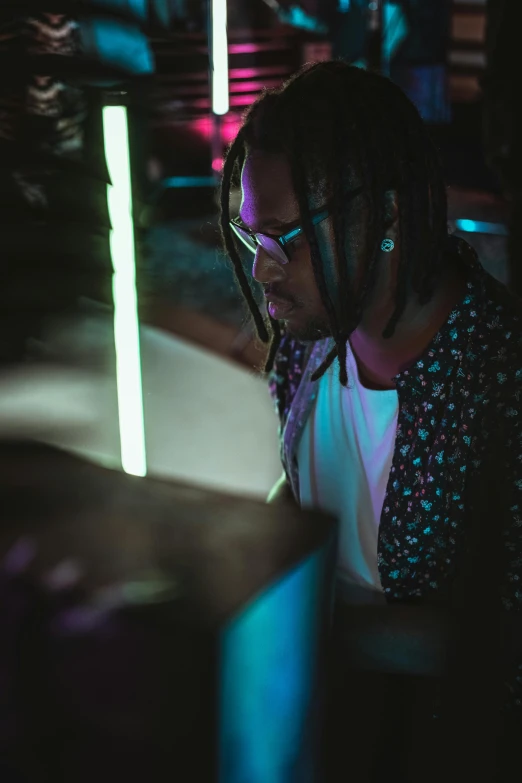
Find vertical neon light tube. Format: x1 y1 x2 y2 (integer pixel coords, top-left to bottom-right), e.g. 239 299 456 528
103 105 147 477
211 0 229 115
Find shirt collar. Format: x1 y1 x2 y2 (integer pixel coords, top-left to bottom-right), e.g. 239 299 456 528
394 256 487 396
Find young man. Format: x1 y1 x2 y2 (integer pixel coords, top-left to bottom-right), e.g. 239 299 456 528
220 60 522 772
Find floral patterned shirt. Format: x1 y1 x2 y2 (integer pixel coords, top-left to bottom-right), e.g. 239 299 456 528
269 253 522 712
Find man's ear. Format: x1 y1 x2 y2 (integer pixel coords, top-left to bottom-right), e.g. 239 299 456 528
384 190 399 228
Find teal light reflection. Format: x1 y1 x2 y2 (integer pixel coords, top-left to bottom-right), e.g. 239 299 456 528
455 219 508 236
219 543 334 783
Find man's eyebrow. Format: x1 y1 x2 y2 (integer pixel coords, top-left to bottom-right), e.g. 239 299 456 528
237 213 301 233
237 198 336 233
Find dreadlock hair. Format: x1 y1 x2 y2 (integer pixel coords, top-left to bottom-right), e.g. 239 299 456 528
219 60 451 385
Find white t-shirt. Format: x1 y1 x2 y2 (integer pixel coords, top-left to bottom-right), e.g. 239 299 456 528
298 341 398 592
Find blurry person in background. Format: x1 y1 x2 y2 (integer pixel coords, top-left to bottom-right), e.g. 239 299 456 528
260 0 328 34
389 0 452 124
482 0 521 295
333 0 451 125
274 0 451 125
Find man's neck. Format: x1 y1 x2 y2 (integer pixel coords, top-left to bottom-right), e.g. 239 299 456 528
349 268 466 390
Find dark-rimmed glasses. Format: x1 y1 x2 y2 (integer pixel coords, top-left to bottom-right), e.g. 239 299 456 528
230 187 362 265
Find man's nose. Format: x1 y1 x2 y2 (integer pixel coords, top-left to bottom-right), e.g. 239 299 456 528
252 246 285 285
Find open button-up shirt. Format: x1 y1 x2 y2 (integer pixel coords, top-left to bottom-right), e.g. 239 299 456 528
269 254 522 714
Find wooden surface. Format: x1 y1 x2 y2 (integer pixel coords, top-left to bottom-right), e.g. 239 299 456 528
0 440 335 782
0 439 335 627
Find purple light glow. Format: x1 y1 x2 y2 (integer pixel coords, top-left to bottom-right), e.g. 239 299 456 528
229 94 259 108
2 537 36 576
228 43 263 55
229 68 262 79
190 115 241 144
229 80 278 94
190 95 259 110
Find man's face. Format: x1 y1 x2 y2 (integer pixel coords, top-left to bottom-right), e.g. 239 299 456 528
239 149 351 341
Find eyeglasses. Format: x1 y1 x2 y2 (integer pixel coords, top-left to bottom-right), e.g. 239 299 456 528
229 187 362 265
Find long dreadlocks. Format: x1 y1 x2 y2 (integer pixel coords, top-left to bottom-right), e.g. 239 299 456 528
219 61 451 385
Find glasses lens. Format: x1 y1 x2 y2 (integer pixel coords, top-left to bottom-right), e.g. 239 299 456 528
230 222 257 254
257 234 289 265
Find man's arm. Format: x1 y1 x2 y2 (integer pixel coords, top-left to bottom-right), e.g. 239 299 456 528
267 472 298 506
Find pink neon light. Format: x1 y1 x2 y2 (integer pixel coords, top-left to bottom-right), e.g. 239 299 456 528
212 157 223 172
192 117 213 137
228 44 261 55
222 117 241 144
229 80 275 93
229 68 260 79
229 94 259 107
190 95 260 110
189 115 241 145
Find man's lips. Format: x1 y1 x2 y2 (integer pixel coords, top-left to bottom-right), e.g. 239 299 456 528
266 295 294 320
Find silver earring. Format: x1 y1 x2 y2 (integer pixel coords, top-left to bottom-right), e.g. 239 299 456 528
381 238 395 253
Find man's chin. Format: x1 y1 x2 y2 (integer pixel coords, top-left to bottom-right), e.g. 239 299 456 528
283 315 331 343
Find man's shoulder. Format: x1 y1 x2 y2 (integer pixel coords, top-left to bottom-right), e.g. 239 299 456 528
482 271 522 322
474 273 522 389
484 273 522 334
